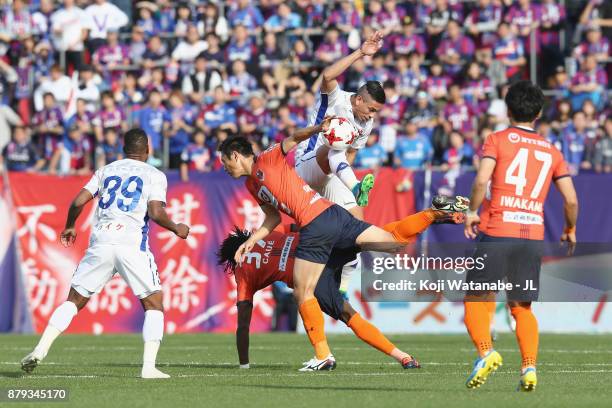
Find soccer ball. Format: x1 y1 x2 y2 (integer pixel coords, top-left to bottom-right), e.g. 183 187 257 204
322 117 358 150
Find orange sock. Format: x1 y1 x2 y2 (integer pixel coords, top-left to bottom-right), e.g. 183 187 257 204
510 305 538 369
485 301 496 325
383 210 435 243
464 301 492 357
347 312 395 355
298 298 330 360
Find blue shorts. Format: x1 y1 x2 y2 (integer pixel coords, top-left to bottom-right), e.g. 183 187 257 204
314 247 358 320
295 204 371 264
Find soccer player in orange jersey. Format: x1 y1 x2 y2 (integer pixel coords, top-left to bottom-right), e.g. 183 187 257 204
463 81 579 391
218 204 466 370
219 118 458 371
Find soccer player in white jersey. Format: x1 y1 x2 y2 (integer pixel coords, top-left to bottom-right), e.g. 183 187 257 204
20 128 190 379
294 31 386 294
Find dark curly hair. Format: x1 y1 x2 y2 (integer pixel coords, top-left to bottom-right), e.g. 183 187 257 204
216 226 251 274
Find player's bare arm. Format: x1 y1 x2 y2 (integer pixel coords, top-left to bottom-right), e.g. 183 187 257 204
320 31 384 93
235 203 281 265
555 176 579 255
281 116 333 154
61 189 94 247
147 200 190 239
464 157 496 239
236 300 253 367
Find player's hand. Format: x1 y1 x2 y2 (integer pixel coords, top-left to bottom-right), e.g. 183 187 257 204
560 230 577 256
319 115 335 133
60 228 77 247
235 239 256 266
361 31 384 56
464 213 480 240
175 223 190 239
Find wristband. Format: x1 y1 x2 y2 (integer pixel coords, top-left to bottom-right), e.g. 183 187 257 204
239 363 250 369
466 209 478 217
564 226 576 234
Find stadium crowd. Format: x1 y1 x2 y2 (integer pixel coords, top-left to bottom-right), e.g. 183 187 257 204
0 0 610 179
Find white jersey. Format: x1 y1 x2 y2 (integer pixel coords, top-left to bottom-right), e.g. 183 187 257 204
295 85 374 161
83 159 167 248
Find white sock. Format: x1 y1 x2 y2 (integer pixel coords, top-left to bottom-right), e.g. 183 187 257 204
142 310 164 369
36 301 78 356
328 149 359 190
340 254 361 293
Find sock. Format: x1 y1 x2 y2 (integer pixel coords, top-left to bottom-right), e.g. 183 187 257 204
36 301 78 355
383 210 436 243
464 301 492 357
339 254 361 293
142 310 164 369
298 298 330 360
347 312 395 356
328 149 359 190
485 301 496 329
510 305 538 369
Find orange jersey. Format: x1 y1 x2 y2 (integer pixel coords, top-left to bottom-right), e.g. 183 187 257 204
235 231 297 302
245 144 332 227
479 126 570 240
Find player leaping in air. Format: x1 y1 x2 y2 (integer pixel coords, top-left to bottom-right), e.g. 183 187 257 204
218 201 468 371
295 31 386 297
21 128 190 379
219 117 468 371
463 81 578 391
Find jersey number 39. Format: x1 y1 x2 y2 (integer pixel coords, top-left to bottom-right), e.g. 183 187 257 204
98 176 143 212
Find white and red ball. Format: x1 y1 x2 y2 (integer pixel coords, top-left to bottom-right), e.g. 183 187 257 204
322 117 357 150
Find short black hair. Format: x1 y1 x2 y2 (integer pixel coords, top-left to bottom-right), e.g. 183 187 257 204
505 80 544 123
124 128 149 155
217 226 251 274
218 136 254 158
358 81 386 104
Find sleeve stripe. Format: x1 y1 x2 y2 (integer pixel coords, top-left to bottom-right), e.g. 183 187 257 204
553 174 571 181
280 142 288 156
482 155 497 161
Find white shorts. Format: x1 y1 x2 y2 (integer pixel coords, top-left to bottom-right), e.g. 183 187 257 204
296 151 357 210
71 244 161 299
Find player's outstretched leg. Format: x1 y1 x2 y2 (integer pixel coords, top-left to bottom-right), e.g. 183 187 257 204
140 292 169 379
510 302 539 392
21 288 86 373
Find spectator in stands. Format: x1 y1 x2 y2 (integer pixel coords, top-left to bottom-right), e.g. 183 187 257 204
0 0 36 42
504 0 542 55
493 22 527 83
92 29 129 85
425 0 461 58
406 91 439 140
51 123 91 175
395 52 426 98
226 24 256 62
550 99 573 135
578 0 612 43
414 0 435 30
392 16 426 57
354 132 387 170
182 54 222 105
364 0 385 31
573 26 610 64
442 131 475 170
84 0 129 53
174 3 194 39
570 54 608 111
74 65 100 110
33 64 71 112
166 91 196 169
98 91 127 136
315 26 349 64
593 117 612 173
0 92 23 150
198 2 229 43
329 0 361 36
33 92 64 161
129 26 147 66
66 98 100 143
137 90 167 157
95 127 123 168
227 60 257 98
202 32 224 63
228 0 264 32
135 2 160 38
0 126 44 172
238 93 270 142
464 0 502 51
379 0 406 36
424 61 452 102
563 111 590 174
486 84 510 131
196 86 237 134
180 130 212 181
442 84 478 140
462 61 494 114
539 0 566 80
437 20 475 78
50 0 88 73
157 0 175 34
172 25 208 76
364 53 393 84
394 121 433 170
264 3 301 33
142 35 169 70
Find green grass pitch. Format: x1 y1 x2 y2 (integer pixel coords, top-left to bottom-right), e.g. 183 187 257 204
1 333 611 407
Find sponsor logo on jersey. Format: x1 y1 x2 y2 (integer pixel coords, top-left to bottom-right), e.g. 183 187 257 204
279 236 294 272
508 132 521 143
256 169 264 181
